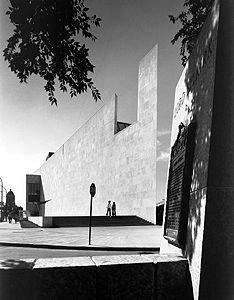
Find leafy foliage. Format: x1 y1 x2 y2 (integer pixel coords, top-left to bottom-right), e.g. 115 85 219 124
2 204 23 222
169 0 214 66
3 0 101 105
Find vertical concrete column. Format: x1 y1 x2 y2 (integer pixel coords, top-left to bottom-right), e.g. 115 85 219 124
113 94 118 134
135 45 157 222
137 45 158 123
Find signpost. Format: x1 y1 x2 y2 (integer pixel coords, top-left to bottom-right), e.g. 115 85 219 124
89 183 96 245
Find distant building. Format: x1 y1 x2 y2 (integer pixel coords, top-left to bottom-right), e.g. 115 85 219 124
6 189 15 208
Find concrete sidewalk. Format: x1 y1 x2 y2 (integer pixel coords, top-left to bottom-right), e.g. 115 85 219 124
0 221 162 251
0 223 192 300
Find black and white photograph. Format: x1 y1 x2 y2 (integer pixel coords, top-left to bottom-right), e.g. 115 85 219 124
0 0 233 299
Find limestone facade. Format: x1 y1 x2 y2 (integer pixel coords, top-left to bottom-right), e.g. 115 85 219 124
27 46 157 223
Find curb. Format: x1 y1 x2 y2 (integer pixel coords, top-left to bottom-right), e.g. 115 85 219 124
0 241 160 252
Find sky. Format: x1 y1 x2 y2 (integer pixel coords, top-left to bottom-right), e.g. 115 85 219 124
0 0 184 208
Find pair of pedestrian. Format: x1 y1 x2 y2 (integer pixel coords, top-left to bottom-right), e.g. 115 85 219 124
106 201 116 217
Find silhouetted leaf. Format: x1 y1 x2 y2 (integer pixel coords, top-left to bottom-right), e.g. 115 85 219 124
4 0 102 105
169 0 214 66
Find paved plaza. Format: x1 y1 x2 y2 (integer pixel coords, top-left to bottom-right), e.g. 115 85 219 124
0 222 162 259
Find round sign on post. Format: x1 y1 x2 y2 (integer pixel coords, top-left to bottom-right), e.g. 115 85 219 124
90 183 96 197
89 183 96 245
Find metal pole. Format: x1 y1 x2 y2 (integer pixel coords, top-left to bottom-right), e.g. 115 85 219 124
88 195 93 245
0 177 3 205
0 178 3 222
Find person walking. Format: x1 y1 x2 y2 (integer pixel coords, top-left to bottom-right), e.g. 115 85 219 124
8 212 13 223
112 202 116 216
106 201 111 217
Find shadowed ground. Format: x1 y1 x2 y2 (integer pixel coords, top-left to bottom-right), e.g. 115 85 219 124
0 222 162 259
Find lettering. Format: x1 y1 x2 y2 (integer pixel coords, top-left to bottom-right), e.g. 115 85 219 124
174 37 214 119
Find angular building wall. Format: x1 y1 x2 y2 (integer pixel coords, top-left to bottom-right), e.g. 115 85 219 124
160 2 219 298
28 46 157 223
161 1 234 299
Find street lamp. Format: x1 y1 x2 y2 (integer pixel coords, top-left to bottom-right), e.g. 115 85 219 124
0 177 3 206
0 178 6 222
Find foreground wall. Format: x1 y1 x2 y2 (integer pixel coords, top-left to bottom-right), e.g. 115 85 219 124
161 1 234 299
31 46 157 223
0 255 192 300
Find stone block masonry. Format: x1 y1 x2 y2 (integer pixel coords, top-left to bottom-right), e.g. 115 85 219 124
161 0 234 299
28 46 157 223
0 255 193 300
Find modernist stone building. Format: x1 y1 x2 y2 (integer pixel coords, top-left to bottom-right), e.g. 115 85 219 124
26 46 157 223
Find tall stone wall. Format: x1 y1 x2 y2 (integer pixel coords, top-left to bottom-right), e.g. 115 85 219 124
199 0 234 299
161 1 234 299
33 46 157 223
